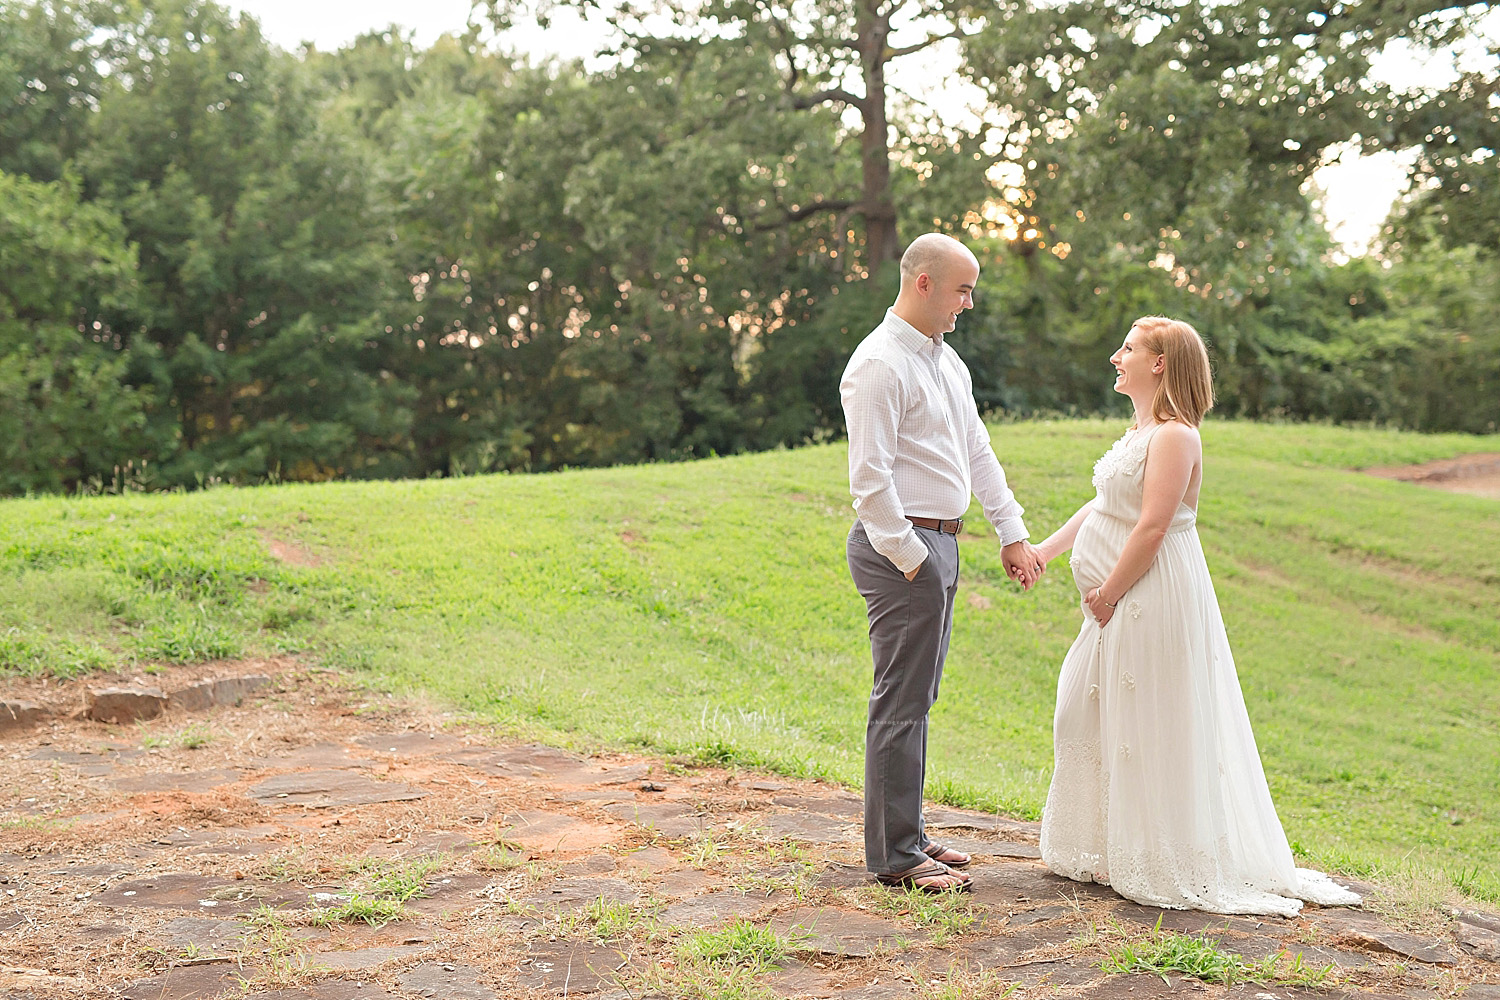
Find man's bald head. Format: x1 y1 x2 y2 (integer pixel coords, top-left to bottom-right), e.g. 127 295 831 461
892 233 980 337
899 233 978 289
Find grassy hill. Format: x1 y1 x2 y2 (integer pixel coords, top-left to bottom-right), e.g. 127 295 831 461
2 419 1497 898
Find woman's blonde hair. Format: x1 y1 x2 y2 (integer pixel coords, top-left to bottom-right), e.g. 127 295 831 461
1132 316 1215 427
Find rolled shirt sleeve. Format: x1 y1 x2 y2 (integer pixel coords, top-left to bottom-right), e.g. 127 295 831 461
841 359 929 573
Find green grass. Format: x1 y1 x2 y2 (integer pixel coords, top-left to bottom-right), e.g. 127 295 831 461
1100 917 1337 988
1 419 1497 889
675 920 798 969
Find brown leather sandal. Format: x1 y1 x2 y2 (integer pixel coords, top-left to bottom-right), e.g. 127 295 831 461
922 841 971 868
875 860 972 894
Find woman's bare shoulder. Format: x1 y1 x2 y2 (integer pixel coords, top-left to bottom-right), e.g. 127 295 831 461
1150 419 1202 456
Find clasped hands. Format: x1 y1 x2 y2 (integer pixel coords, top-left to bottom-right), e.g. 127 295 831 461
1002 540 1046 592
901 540 1046 590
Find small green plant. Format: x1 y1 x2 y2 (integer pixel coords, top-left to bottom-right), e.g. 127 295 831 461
303 854 446 927
856 884 979 944
238 905 315 985
1099 918 1338 988
178 722 213 748
306 892 405 927
688 832 723 867
1451 864 1500 903
369 855 444 901
675 920 797 972
571 895 644 942
473 843 528 871
142 721 214 749
912 967 1020 1000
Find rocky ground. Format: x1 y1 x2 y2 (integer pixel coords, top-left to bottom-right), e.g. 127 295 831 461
2 663 1497 1000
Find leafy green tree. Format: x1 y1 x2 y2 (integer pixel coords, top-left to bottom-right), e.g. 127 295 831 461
0 0 129 181
0 170 153 494
78 0 416 485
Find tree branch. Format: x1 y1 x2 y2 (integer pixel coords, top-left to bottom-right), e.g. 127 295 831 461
755 198 861 230
887 27 971 60
792 88 865 111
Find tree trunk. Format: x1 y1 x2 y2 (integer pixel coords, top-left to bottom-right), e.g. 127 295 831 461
857 0 900 276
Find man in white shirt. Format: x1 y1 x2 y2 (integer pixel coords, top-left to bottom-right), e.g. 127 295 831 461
841 232 1044 893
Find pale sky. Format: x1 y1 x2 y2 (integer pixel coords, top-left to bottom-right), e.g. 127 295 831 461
223 0 1458 255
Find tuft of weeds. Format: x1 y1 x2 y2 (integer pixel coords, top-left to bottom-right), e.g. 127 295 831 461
912 966 1020 1000
565 894 656 943
238 904 317 986
856 884 979 945
1098 917 1339 988
473 843 528 872
303 854 447 927
369 854 445 901
306 893 405 927
141 721 214 750
674 919 799 971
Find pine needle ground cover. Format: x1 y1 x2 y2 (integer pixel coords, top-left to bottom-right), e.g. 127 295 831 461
2 420 1496 894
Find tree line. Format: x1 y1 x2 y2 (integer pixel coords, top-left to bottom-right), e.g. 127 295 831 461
2 0 1496 495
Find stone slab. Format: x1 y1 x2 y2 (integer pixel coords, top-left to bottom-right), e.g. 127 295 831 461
96 872 340 912
1313 909 1459 965
924 806 1036 836
657 869 717 897
161 915 252 952
659 890 771 927
404 873 491 917
87 685 168 724
760 810 853 843
396 961 500 999
514 940 634 993
243 984 404 1000
618 846 680 873
355 731 464 756
501 809 622 852
1112 902 1279 937
602 801 706 838
114 767 242 794
999 903 1074 927
1456 915 1500 962
118 964 241 1000
812 863 869 891
771 794 862 819
771 907 908 957
988 841 1043 859
247 769 426 806
521 876 641 916
313 943 431 970
0 700 48 729
169 675 270 712
27 746 138 776
970 861 1119 906
272 742 375 768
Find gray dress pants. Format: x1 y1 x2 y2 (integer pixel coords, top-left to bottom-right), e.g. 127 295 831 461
847 519 960 875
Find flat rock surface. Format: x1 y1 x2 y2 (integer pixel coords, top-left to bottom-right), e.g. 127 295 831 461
247 768 427 806
1 662 1495 1000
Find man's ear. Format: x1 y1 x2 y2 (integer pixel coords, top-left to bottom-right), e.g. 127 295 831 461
915 272 932 296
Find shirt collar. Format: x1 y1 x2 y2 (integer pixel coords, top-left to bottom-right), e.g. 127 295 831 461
885 309 943 352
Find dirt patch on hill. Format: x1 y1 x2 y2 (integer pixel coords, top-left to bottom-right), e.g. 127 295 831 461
1365 453 1500 499
2 663 1497 1000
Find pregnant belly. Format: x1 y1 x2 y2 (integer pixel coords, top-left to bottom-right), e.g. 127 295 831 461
1070 512 1129 595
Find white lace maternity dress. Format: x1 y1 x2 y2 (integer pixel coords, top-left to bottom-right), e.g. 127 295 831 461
1039 424 1360 917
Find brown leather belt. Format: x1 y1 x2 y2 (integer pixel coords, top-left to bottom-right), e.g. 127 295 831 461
907 515 963 535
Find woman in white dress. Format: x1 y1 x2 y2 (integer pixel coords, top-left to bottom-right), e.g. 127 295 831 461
1033 316 1359 917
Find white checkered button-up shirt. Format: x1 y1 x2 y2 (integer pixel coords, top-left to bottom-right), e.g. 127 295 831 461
840 309 1028 573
